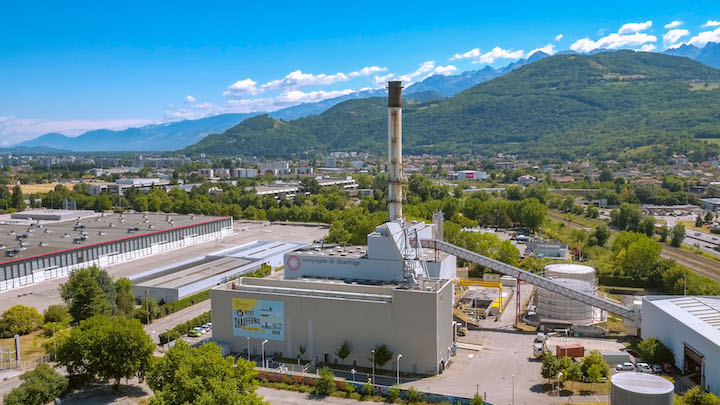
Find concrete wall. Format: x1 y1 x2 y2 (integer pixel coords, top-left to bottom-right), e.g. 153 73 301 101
211 279 454 375
642 298 720 395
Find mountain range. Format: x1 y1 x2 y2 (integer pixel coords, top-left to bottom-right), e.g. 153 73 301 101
182 51 720 161
15 52 552 152
16 43 720 153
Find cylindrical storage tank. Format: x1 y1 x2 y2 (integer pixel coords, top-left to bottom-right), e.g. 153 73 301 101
536 279 594 323
544 264 597 288
611 372 674 405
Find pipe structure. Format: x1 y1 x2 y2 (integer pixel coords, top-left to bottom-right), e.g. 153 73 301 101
387 81 404 222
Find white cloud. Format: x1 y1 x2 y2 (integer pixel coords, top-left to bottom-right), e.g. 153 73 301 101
555 34 563 41
686 27 720 47
570 33 657 53
348 66 387 77
432 65 457 75
662 29 690 47
450 48 481 61
223 79 261 98
0 116 154 145
618 20 652 35
473 47 525 64
527 44 556 57
702 20 720 28
184 95 196 104
639 44 657 52
373 61 438 87
664 21 682 29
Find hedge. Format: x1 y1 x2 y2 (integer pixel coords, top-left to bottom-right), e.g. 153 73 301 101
159 311 211 345
158 290 211 317
598 275 649 288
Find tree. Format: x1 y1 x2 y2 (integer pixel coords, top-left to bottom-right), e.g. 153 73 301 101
520 198 547 233
115 277 136 316
300 177 321 195
93 195 113 211
705 211 715 224
60 266 112 322
334 340 353 364
581 350 609 378
586 364 604 384
315 367 336 396
43 304 71 324
637 337 675 364
659 225 670 243
677 386 720 405
671 224 686 247
563 362 583 390
2 363 68 405
0 305 44 337
148 340 264 405
593 224 611 247
541 352 559 379
639 216 656 237
56 316 154 391
367 344 394 368
137 296 161 324
696 215 705 228
11 185 26 210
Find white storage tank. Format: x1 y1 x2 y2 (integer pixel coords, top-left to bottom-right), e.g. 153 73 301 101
611 372 674 405
536 278 594 323
544 264 597 288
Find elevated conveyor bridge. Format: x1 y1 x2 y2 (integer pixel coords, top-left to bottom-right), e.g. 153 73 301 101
420 239 637 320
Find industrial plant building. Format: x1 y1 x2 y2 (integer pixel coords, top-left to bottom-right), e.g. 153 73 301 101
132 240 304 303
641 296 720 395
0 210 233 292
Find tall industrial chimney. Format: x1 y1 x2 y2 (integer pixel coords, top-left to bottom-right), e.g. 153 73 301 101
387 81 403 222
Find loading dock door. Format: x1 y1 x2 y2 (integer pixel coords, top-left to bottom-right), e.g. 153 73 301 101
684 344 704 388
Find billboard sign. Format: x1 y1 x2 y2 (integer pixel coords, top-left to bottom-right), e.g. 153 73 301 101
232 298 285 341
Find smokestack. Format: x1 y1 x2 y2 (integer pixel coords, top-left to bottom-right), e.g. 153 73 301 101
387 81 403 222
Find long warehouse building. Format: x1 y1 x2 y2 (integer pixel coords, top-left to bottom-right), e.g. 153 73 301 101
0 210 233 291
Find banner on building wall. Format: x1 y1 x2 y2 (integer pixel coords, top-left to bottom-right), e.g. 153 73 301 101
232 298 285 341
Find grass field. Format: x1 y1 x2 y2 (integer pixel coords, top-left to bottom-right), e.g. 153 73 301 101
700 138 720 145
0 329 51 366
690 82 720 91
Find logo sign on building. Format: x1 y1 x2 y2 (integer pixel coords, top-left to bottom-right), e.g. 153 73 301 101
232 298 285 341
466 172 474 179
287 255 301 271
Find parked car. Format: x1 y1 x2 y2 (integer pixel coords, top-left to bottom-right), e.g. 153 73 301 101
616 362 635 371
202 322 212 330
188 327 204 337
636 362 653 373
652 364 662 373
662 363 674 373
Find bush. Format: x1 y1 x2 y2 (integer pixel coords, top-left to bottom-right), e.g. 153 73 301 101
638 337 675 364
159 330 181 345
362 381 374 397
0 305 44 337
406 387 423 403
386 385 400 403
343 381 355 397
315 367 336 396
2 363 68 405
43 305 71 324
471 393 485 405
158 290 211 317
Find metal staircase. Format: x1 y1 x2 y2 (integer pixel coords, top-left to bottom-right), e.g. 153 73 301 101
419 239 636 320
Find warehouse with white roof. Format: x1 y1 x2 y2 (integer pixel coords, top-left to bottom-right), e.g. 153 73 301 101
641 296 720 395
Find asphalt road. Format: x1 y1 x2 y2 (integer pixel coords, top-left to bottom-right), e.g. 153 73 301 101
144 299 211 343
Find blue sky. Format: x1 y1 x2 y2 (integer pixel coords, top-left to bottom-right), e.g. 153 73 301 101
1 0 720 144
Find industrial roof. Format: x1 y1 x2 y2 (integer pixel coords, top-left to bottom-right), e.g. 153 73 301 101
645 296 720 343
132 257 253 288
0 210 229 264
212 240 306 260
611 372 674 394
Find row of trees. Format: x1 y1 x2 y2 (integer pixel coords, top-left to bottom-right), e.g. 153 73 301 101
540 350 610 387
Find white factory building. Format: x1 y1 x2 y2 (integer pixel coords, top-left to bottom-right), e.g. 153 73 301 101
641 296 720 395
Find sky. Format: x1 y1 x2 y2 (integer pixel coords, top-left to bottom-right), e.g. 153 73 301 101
1 0 720 144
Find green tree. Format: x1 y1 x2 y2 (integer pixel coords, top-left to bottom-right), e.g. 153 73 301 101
581 350 610 378
148 340 264 405
367 344 394 368
136 296 161 324
520 198 547 233
43 304 71 324
671 224 686 247
563 362 583 390
0 305 44 337
11 185 26 210
315 367 336 396
115 277 136 316
586 364 604 384
56 316 154 391
637 337 675 364
334 340 353 364
705 211 715 224
677 386 720 405
94 195 113 211
541 352 559 379
60 266 112 322
593 224 611 247
2 363 68 405
639 216 656 237
659 225 670 242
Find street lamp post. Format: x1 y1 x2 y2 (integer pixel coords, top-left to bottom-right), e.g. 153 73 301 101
396 354 403 385
164 327 170 352
351 368 356 383
145 290 151 324
262 339 268 368
247 337 251 362
558 371 563 399
511 374 515 405
371 349 375 386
